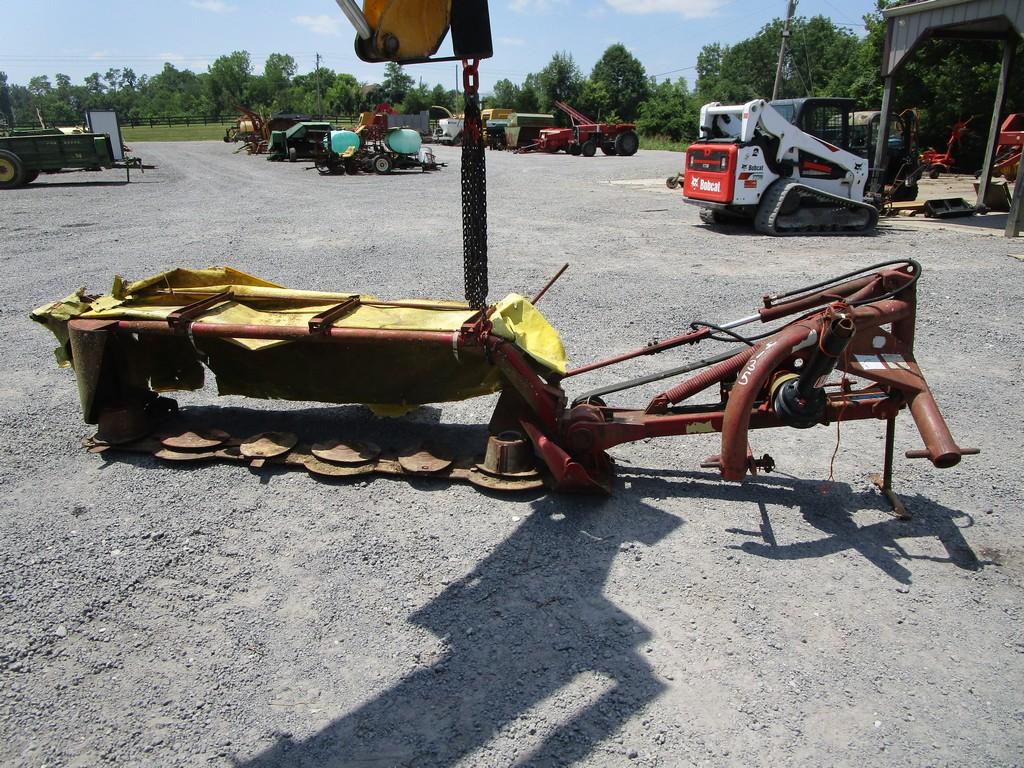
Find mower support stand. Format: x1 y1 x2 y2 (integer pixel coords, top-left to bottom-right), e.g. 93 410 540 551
871 416 911 520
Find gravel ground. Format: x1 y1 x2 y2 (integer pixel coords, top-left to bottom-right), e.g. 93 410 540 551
1 142 1023 767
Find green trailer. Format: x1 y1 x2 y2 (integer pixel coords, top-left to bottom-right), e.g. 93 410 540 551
0 130 146 189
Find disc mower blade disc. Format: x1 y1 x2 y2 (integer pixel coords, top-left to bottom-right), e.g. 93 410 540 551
159 428 230 450
473 462 542 479
154 447 221 462
311 440 382 465
241 431 298 459
305 456 376 478
398 447 453 474
467 468 546 492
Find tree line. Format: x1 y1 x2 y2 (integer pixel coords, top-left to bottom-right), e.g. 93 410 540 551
0 53 463 127
2 0 1021 161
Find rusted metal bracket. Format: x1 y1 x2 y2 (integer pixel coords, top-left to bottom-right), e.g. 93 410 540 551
167 291 233 331
308 297 360 334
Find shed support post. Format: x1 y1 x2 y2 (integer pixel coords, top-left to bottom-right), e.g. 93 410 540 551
871 76 895 200
1007 161 1024 238
977 38 1017 212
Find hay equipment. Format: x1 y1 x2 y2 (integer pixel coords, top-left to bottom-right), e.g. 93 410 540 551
32 0 977 513
267 121 333 162
516 101 639 157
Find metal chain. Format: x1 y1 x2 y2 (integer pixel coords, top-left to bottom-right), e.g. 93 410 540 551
461 59 488 309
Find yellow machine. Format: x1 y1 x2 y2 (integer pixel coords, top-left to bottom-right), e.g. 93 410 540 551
334 0 491 63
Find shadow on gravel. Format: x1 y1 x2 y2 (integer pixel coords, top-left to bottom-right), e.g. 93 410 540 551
620 468 988 585
237 495 681 768
697 223 880 238
23 180 155 189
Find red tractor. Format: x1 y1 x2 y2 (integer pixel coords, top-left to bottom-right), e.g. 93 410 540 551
517 101 640 157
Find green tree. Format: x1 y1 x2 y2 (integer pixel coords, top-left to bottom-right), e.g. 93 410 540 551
380 62 414 106
516 75 541 113
489 78 520 109
326 72 363 114
537 52 582 116
637 77 699 141
401 82 433 114
0 72 14 128
589 43 649 121
206 51 253 113
27 76 52 97
577 79 611 122
694 16 859 103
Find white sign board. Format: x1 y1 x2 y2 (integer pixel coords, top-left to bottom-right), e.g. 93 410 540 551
85 110 124 161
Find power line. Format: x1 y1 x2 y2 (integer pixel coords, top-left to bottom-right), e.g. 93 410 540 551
652 66 697 78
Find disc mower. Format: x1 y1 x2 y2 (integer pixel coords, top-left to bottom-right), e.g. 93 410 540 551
32 0 977 515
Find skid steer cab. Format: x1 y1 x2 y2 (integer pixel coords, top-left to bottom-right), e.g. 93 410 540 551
683 98 879 236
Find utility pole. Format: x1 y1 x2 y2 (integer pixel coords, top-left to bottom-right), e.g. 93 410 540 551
772 0 797 101
315 52 323 117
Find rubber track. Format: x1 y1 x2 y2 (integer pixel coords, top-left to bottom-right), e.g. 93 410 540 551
754 179 878 236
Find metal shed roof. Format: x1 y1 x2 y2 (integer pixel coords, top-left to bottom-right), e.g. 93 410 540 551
883 0 1024 75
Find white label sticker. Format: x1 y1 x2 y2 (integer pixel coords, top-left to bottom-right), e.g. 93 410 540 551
853 353 906 371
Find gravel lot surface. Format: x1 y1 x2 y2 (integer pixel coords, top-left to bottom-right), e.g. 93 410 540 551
2 142 1023 767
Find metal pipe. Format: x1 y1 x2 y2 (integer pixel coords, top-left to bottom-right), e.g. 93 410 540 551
906 391 966 469
759 276 875 322
795 314 855 397
531 263 569 305
565 312 762 379
334 0 373 39
112 320 459 345
720 324 815 481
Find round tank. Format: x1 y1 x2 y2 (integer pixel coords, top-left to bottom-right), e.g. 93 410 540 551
238 119 256 134
384 128 421 155
329 130 361 154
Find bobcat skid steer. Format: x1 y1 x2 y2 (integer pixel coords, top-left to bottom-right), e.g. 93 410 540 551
683 98 880 236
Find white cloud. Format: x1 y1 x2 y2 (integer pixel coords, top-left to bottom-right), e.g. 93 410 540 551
189 0 236 12
88 51 110 60
291 14 343 36
509 0 567 14
498 36 526 46
604 0 727 18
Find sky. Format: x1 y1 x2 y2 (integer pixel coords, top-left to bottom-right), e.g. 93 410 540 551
3 0 879 93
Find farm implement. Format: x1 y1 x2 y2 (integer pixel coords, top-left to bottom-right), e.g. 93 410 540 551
32 258 977 512
993 112 1022 181
0 126 150 188
921 116 974 178
516 101 639 157
32 0 976 512
314 111 443 175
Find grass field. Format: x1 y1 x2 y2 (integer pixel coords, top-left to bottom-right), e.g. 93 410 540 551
640 135 686 152
121 123 230 142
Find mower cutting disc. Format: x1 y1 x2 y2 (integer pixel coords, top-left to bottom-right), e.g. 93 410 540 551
154 447 223 462
159 428 230 450
241 431 298 459
467 468 545 492
311 440 382 465
397 447 452 474
305 456 376 478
